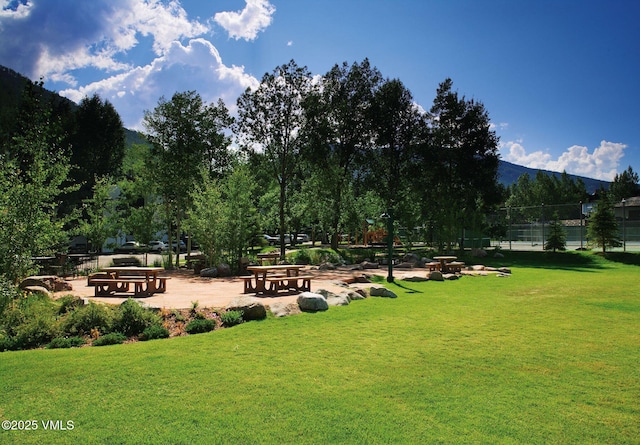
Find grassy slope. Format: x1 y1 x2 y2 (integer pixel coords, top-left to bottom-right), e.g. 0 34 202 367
1 252 638 444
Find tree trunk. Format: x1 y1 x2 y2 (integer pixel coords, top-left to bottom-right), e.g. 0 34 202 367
165 203 174 270
279 180 286 259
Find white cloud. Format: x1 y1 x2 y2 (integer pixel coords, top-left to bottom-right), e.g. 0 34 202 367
489 122 509 131
0 0 32 18
0 0 210 83
214 0 275 41
501 140 627 181
1 1 272 130
60 39 259 129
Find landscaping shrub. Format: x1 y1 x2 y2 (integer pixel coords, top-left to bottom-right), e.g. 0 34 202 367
93 332 127 346
12 316 60 350
185 318 216 334
47 336 86 349
112 299 161 337
140 324 170 341
57 295 84 315
0 286 61 350
62 301 114 336
0 277 21 317
220 310 243 327
0 332 15 351
194 311 207 320
293 248 311 265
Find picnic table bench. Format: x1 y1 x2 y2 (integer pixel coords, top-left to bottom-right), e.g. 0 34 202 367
256 252 281 265
112 257 140 267
88 267 169 297
244 265 310 295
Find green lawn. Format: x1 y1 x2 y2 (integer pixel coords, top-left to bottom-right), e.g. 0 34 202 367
1 251 639 444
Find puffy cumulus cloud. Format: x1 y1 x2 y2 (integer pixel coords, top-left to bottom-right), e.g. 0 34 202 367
214 0 275 41
60 39 259 129
501 140 627 181
0 0 208 83
0 0 32 18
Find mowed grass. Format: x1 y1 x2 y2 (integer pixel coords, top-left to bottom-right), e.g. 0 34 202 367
1 252 639 444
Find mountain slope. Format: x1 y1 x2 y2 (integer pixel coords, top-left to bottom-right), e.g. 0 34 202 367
497 160 609 193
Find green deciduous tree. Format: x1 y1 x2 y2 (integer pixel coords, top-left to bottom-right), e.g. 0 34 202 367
424 78 501 251
221 164 258 270
144 91 232 268
236 60 312 257
0 83 73 282
303 59 383 249
186 172 224 268
77 177 119 254
368 78 428 243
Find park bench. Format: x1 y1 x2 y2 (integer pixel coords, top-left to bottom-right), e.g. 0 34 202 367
447 261 465 273
112 257 140 267
264 275 313 293
91 277 149 297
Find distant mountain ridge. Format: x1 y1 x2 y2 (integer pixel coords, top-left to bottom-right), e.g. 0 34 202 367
497 160 609 194
0 64 610 193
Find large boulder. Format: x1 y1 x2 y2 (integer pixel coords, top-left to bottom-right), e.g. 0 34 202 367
326 294 350 306
360 261 379 269
22 286 52 298
216 263 232 277
269 302 302 317
318 262 336 271
403 253 420 263
200 267 218 278
20 275 72 292
297 292 328 312
316 289 339 299
428 271 444 281
344 290 366 301
404 276 428 282
369 286 397 298
226 296 267 320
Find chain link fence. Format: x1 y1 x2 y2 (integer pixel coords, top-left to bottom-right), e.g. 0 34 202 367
490 202 640 251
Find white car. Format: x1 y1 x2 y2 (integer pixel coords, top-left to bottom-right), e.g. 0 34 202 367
114 241 142 253
148 241 167 252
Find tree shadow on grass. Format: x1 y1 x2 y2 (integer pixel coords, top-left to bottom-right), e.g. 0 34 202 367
390 280 424 294
596 252 640 267
475 250 610 272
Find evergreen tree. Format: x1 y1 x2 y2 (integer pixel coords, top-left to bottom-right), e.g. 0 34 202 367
544 213 567 252
587 199 620 253
609 166 639 201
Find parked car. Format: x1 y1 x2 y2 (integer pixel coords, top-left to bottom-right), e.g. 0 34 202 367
262 234 278 245
114 241 142 253
148 240 167 252
289 233 309 244
171 240 187 252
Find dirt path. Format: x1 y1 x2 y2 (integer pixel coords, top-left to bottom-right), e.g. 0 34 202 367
56 266 413 309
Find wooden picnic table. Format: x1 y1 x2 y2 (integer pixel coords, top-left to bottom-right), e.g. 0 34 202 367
256 252 281 265
244 264 311 295
91 266 169 297
433 256 457 273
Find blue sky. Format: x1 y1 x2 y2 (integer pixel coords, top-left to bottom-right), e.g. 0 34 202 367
1 0 638 182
